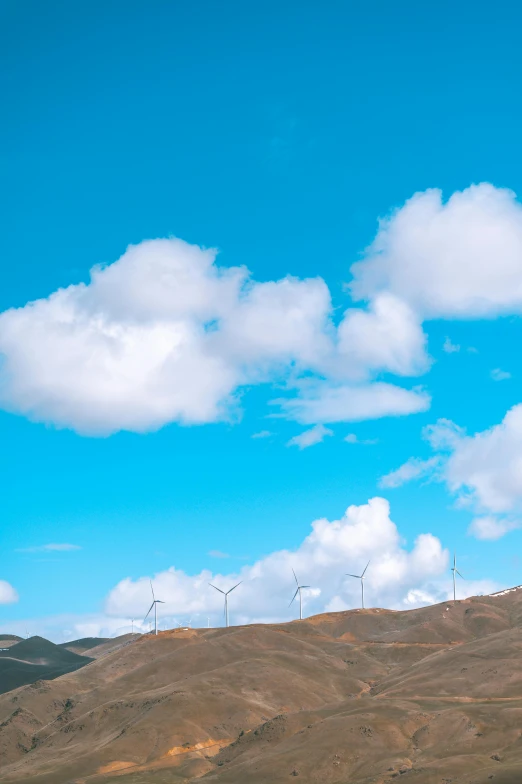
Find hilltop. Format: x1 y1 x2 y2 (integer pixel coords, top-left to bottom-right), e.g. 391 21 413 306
2 589 522 782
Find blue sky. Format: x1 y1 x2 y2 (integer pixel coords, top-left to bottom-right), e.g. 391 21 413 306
2 0 522 639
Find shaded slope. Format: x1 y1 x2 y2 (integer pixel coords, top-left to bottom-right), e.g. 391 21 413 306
0 637 92 696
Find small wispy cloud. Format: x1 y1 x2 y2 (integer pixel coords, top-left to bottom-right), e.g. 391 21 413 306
468 516 521 541
491 368 511 381
344 433 378 445
208 550 230 559
287 424 333 450
16 543 81 553
379 456 441 489
443 336 460 353
251 430 273 439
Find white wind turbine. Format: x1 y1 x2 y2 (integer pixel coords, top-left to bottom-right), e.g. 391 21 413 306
144 581 165 635
289 569 310 620
451 552 464 602
347 560 370 609
209 581 242 627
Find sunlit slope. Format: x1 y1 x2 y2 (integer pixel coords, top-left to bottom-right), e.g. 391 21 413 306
1 588 522 783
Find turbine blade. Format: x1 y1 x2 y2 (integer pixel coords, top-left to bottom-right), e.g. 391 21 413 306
456 570 464 579
292 568 299 587
226 581 242 595
144 602 154 620
301 585 310 589
209 583 225 594
150 580 155 601
362 560 370 577
157 600 165 603
289 588 299 606
346 573 361 579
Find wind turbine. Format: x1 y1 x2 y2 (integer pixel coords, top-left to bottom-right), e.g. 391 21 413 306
209 581 242 627
144 581 165 635
451 552 464 602
289 569 310 620
346 561 370 609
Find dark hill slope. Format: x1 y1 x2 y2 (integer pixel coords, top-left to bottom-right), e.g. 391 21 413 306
2 589 522 783
0 637 92 696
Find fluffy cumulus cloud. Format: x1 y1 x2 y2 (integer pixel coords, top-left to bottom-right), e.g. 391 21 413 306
2 182 522 436
0 580 19 605
350 183 522 318
0 238 427 435
1 498 503 641
337 294 430 379
105 498 456 626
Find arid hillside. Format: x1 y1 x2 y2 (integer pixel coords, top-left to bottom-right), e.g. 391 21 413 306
2 588 522 783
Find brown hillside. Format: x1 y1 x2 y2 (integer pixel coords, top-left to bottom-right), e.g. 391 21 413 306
2 589 522 783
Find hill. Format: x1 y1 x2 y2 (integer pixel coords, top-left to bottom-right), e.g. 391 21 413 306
2 591 522 782
0 637 22 651
58 637 111 655
0 636 93 695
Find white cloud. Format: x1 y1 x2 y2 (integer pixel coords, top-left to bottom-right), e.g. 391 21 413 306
443 336 460 353
491 368 511 381
208 550 230 559
436 405 522 514
3 183 522 436
423 418 465 450
0 580 18 605
16 543 81 553
3 498 507 641
350 183 522 318
278 382 430 424
379 456 441 488
104 498 452 625
468 516 522 541
0 238 431 436
287 424 333 450
251 430 273 439
344 433 378 445
336 293 430 379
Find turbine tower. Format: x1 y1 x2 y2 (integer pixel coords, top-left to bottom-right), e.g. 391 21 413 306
346 561 370 609
289 569 310 620
451 552 464 602
144 581 165 635
209 581 242 627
